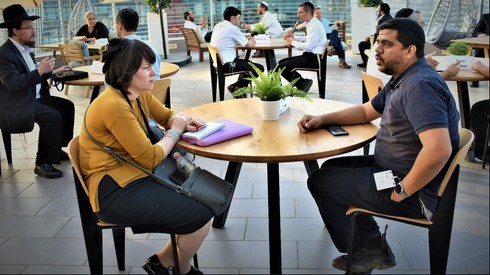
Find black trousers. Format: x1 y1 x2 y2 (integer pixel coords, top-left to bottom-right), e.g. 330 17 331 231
277 52 320 88
35 95 74 164
222 57 264 89
470 99 490 157
307 155 425 253
204 31 213 43
358 39 371 64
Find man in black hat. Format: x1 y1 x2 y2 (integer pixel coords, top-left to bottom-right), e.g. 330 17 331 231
297 18 459 273
0 4 75 179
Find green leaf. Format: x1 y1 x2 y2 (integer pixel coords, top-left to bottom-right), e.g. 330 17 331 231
232 63 313 101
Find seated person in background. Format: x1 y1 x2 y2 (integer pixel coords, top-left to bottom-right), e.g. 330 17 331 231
116 8 160 79
0 4 75 179
278 2 327 93
357 3 392 68
367 8 460 85
312 7 351 68
242 1 283 57
469 61 490 162
470 13 489 87
184 10 212 43
73 11 109 43
210 6 264 95
80 38 213 275
297 19 459 273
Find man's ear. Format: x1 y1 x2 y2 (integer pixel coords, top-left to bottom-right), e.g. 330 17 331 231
406 44 418 60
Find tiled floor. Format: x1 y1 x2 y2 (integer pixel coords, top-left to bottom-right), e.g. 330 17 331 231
1 48 489 274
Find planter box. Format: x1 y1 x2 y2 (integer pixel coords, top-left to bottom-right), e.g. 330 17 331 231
147 11 169 56
351 7 377 54
261 97 291 121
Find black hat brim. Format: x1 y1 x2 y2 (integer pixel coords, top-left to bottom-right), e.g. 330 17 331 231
0 15 40 28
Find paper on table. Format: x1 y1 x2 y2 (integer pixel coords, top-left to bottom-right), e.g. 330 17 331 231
91 60 104 74
182 122 225 140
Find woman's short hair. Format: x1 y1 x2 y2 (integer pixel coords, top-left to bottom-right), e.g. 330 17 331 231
102 38 156 95
84 11 96 21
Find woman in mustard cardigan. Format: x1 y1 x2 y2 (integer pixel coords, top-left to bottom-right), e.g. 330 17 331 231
79 38 212 275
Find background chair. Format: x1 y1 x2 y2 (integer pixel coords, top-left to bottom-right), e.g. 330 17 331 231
291 45 328 99
345 128 474 274
208 45 251 102
151 78 171 108
67 136 197 274
361 72 384 155
58 43 100 96
181 27 209 62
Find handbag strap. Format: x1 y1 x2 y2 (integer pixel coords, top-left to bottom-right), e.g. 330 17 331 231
82 109 186 194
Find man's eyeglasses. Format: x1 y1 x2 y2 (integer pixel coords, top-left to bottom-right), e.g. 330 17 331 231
18 26 36 31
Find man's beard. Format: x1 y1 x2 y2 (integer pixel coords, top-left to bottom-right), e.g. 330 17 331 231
22 39 36 48
376 54 394 75
189 17 195 22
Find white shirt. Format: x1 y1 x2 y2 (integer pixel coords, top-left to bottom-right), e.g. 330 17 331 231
184 20 208 38
10 38 41 99
291 17 327 54
253 11 283 38
366 42 391 85
210 20 249 63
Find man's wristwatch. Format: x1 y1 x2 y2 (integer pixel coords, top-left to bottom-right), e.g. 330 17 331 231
394 177 410 198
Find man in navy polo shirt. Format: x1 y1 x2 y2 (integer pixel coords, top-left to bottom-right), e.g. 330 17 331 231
296 18 459 273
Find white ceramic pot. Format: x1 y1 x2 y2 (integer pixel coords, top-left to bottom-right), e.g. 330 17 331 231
261 100 282 120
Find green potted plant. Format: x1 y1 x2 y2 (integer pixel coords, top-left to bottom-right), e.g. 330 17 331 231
253 22 269 35
359 0 382 7
145 0 172 13
232 63 312 120
446 41 473 70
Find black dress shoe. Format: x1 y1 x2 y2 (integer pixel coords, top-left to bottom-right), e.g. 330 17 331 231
357 63 367 68
34 164 63 179
297 79 313 93
471 81 479 87
142 254 170 274
60 150 69 161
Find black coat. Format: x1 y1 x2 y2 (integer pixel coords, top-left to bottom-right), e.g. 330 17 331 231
0 39 52 133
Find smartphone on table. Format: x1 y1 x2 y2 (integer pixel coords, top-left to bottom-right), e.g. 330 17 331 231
325 125 349 136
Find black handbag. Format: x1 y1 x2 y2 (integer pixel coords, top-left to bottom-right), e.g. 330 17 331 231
51 70 89 91
83 110 235 216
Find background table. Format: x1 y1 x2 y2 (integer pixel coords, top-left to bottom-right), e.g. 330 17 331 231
38 43 106 57
178 98 378 274
64 62 180 102
452 37 490 58
236 38 292 71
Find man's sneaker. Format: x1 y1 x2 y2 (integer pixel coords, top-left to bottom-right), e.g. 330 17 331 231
332 226 396 273
142 254 170 274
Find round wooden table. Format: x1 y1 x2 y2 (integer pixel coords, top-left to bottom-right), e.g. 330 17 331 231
65 62 180 102
178 98 378 274
236 38 292 71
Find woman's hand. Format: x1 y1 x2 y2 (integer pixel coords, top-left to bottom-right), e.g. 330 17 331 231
186 117 207 132
169 114 192 133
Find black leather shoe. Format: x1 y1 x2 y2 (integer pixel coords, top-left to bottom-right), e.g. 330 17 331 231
142 254 170 274
471 81 479 87
357 63 367 68
332 226 396 273
34 164 63 179
60 150 69 161
298 79 313 93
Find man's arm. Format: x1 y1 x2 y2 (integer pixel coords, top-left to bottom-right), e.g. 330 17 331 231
391 127 453 201
297 102 380 132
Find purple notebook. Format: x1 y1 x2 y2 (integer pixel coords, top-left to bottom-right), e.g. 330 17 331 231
181 119 253 146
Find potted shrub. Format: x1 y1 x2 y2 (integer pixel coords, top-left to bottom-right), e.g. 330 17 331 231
446 41 473 70
359 0 383 7
146 0 172 56
232 63 312 120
